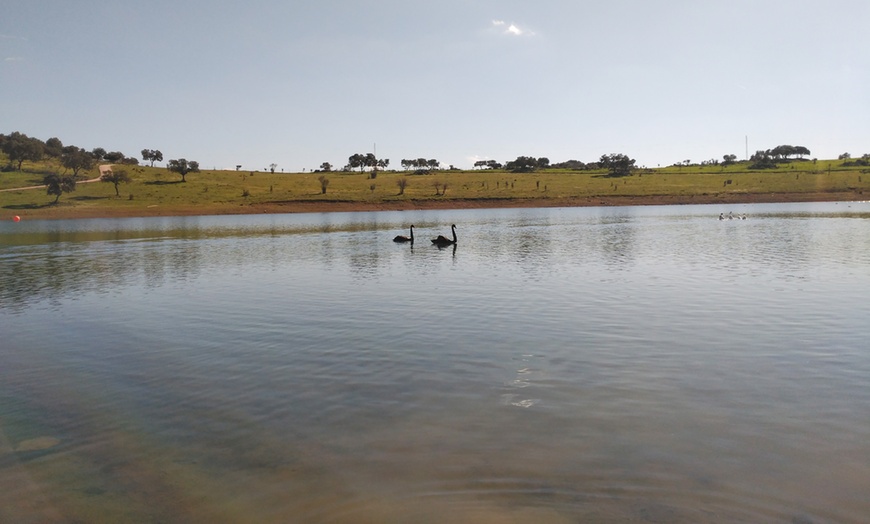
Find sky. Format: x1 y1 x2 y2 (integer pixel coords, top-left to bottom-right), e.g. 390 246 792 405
2 0 868 171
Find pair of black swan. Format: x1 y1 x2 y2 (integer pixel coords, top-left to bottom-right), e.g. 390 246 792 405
393 224 457 246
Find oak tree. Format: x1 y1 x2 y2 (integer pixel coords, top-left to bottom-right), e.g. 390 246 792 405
100 168 131 196
43 173 76 203
167 158 200 182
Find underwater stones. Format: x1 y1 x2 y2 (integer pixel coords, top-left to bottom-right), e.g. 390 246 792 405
15 437 61 452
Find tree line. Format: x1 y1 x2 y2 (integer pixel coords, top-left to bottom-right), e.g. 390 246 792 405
0 132 167 172
8 130 864 194
748 145 812 169
1 131 199 203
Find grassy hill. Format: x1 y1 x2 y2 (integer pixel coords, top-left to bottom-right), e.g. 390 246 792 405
1 154 867 220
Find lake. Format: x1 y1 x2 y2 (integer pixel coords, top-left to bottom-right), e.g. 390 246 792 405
1 202 869 523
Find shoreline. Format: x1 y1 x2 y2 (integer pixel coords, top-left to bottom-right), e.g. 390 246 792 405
7 191 867 220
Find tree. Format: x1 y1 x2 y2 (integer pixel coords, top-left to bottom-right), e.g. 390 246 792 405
599 153 636 177
61 146 96 177
722 154 737 166
2 132 44 170
100 168 131 196
269 163 278 173
793 146 811 159
551 159 587 170
348 153 377 172
505 156 539 172
377 158 390 170
103 151 126 163
317 174 329 194
767 145 810 160
141 149 163 167
348 153 365 172
43 173 76 203
91 147 107 160
396 177 408 195
319 162 333 172
749 150 777 169
167 158 200 182
841 154 870 167
45 137 64 158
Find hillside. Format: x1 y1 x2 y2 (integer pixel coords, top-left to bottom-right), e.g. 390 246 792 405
2 153 867 220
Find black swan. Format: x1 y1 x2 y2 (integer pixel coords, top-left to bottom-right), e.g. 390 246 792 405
432 224 457 246
393 225 414 243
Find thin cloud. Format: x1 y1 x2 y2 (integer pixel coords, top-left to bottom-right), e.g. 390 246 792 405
2 33 27 63
491 20 534 37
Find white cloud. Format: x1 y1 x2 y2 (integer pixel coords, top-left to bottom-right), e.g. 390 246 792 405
4 57 24 62
490 20 533 37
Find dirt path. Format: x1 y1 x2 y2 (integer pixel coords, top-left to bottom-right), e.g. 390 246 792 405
0 165 110 192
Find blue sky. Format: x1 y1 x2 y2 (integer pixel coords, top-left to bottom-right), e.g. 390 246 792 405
2 0 868 171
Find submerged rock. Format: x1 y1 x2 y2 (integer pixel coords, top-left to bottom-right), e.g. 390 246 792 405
15 437 61 452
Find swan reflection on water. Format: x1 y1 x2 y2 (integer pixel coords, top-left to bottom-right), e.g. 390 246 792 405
435 242 457 256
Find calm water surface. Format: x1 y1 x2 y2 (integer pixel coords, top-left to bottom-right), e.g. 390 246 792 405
1 202 869 523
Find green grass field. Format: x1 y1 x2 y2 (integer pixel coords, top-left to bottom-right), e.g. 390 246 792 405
1 154 868 219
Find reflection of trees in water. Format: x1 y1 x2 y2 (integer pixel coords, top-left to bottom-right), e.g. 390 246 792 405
8 211 864 313
348 247 382 277
486 224 553 281
0 240 206 312
340 218 388 277
481 215 638 277
596 220 636 268
1 227 373 312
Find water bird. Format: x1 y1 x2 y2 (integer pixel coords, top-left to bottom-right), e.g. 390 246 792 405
393 225 414 243
432 224 457 246
719 213 725 220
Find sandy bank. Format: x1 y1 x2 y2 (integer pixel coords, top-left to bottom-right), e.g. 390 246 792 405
8 191 867 221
